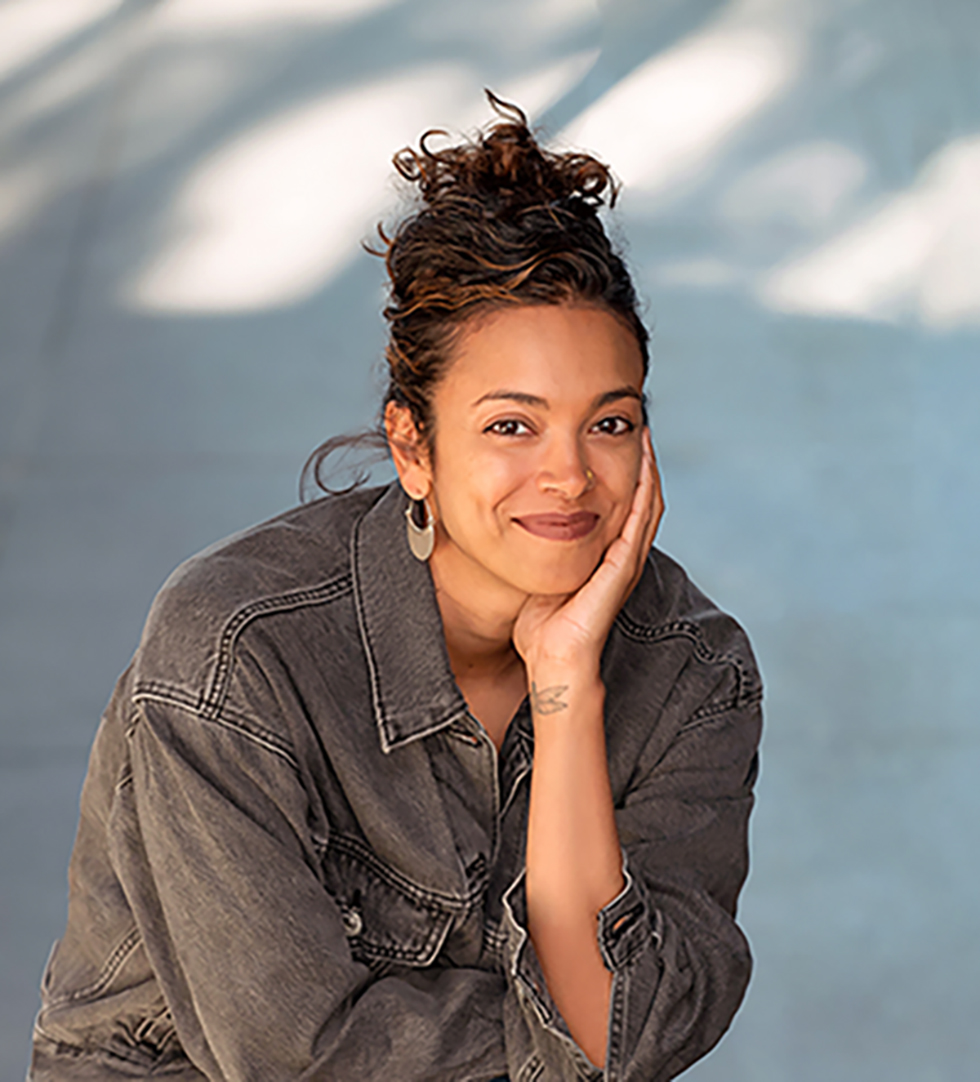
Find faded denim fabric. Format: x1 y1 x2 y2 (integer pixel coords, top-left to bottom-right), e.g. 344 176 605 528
30 482 762 1082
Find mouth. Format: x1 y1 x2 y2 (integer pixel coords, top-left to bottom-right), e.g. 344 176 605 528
513 511 600 541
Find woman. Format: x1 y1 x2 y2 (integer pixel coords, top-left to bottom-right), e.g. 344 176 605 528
31 99 762 1081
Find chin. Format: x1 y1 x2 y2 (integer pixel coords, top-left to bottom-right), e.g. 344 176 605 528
504 549 601 597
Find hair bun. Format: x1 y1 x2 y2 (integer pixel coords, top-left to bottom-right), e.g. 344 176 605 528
392 91 617 216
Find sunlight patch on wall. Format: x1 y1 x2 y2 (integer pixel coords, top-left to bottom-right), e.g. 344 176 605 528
761 135 980 330
126 41 605 314
0 25 128 146
498 48 600 126
127 68 475 312
0 0 118 81
560 20 797 198
721 141 868 234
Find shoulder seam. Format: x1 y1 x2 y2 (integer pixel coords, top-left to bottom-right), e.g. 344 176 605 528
131 686 300 770
203 572 353 721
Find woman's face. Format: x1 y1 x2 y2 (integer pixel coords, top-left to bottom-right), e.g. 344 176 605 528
421 303 647 600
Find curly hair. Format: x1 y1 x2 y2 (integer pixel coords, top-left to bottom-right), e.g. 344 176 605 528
302 92 649 496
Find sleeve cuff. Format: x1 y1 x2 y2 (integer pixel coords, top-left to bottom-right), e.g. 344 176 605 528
500 876 605 1079
596 851 661 972
501 871 559 1030
502 851 661 1018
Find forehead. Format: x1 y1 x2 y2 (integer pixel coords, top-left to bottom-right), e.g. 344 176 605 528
440 304 645 406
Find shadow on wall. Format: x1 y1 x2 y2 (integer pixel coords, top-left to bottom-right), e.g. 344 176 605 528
1 1 980 1080
0 0 611 557
3 0 979 375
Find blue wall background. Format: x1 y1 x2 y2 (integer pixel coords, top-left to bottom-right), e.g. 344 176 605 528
2 1 978 1078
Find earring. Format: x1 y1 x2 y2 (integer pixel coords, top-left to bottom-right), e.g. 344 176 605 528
405 498 435 561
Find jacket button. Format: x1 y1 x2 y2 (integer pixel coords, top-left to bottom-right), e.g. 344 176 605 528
341 906 363 937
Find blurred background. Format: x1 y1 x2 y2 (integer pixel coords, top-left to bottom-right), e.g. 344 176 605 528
1 0 978 1078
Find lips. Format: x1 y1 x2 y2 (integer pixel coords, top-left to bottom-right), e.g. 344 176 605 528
513 511 600 541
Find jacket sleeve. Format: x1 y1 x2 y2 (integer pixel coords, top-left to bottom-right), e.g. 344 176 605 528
112 694 507 1082
500 696 762 1082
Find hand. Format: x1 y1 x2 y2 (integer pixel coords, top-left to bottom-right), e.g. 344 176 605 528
512 429 664 673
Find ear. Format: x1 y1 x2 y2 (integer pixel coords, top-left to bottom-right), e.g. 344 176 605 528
384 401 432 500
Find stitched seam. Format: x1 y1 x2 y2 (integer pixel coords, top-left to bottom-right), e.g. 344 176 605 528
482 920 509 967
350 536 387 748
686 686 764 725
353 602 470 751
615 614 752 674
132 687 299 770
45 929 141 1007
350 916 453 963
350 514 468 752
328 833 477 909
615 612 760 707
606 969 626 1082
517 1055 545 1082
516 971 553 1026
380 705 472 750
133 681 202 714
202 574 353 720
211 701 298 758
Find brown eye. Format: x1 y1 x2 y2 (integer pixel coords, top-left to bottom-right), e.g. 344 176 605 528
592 416 635 436
485 419 532 437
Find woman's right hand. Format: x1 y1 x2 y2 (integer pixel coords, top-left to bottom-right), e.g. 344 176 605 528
512 427 664 678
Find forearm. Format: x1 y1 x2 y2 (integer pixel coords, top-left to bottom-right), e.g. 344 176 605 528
525 664 624 1068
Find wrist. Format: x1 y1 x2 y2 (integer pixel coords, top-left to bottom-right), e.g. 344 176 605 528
523 644 602 679
527 665 605 723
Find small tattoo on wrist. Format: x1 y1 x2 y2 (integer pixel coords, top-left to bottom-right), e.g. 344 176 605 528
530 682 569 715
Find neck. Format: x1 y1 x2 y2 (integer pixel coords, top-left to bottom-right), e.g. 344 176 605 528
428 543 525 679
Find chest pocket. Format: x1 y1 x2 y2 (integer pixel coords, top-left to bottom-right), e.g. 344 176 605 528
320 834 457 968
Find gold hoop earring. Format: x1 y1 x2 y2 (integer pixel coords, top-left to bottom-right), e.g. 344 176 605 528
405 498 434 561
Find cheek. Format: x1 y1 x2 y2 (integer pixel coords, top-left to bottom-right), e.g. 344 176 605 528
439 446 532 514
601 449 642 519
485 456 536 506
431 457 512 546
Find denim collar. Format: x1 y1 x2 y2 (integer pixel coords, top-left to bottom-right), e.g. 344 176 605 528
351 482 471 754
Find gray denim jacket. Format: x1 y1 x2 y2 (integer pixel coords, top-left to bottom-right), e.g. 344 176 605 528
30 481 762 1082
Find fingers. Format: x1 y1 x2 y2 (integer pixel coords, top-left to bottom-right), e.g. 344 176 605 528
527 432 664 659
617 434 653 543
642 429 665 552
620 430 661 554
619 430 664 594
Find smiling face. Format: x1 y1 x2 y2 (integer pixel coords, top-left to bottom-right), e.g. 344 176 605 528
392 303 647 604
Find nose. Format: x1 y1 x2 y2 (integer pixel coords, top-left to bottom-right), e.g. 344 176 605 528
537 435 593 500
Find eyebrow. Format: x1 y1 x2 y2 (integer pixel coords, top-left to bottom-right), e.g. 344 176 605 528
473 386 643 410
